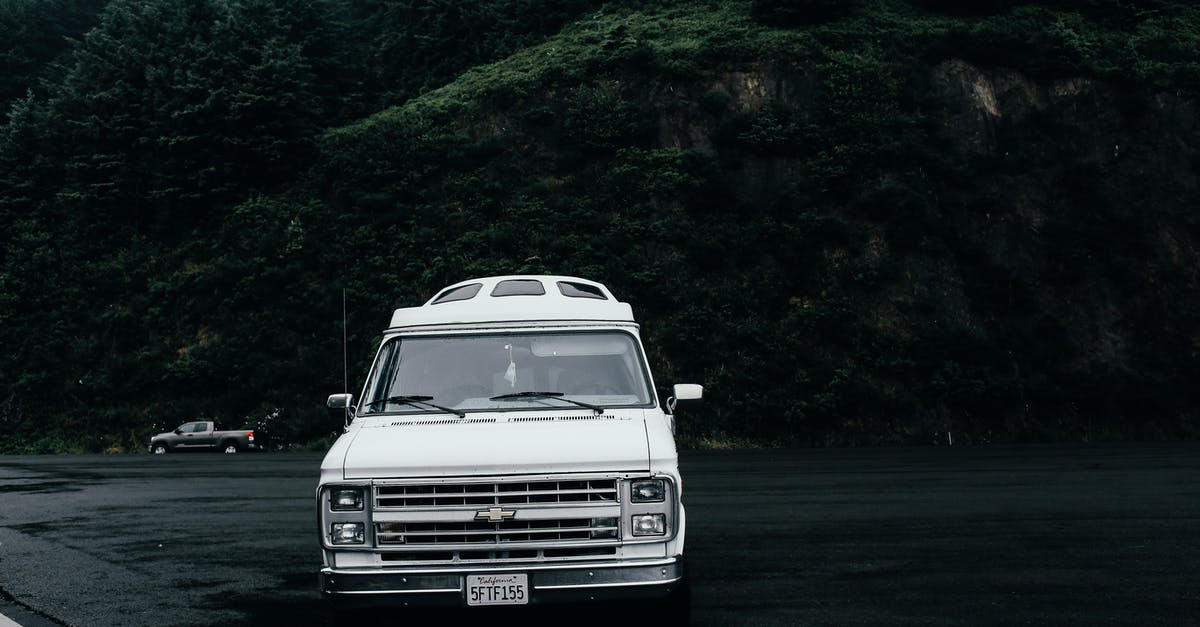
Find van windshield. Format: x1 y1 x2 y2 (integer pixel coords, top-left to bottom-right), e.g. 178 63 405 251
359 331 654 414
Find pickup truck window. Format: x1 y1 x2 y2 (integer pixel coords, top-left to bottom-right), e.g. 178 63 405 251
360 331 653 414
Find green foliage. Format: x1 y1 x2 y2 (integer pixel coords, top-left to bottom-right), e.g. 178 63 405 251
33 0 342 236
562 82 659 152
1 0 1199 452
911 0 1174 18
908 0 1011 14
732 100 808 155
343 0 607 109
751 0 858 26
926 6 1105 77
0 0 108 107
1127 8 1200 92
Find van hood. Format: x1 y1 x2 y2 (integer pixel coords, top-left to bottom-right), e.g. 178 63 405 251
335 412 651 479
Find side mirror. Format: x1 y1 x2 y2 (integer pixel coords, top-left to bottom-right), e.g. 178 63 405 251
173 428 183 435
674 384 703 401
667 383 703 414
327 393 355 428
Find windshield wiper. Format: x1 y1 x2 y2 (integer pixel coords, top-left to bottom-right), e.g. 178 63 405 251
489 391 604 415
364 394 466 418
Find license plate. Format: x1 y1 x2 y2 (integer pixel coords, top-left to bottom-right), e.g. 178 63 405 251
466 573 529 606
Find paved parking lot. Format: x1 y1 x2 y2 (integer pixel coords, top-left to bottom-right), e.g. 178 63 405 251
1 444 1198 625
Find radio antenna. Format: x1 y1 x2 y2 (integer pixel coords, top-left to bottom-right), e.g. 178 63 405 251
342 288 348 394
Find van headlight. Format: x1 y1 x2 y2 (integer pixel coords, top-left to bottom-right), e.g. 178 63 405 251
631 479 666 503
631 514 666 536
330 488 364 511
331 522 365 545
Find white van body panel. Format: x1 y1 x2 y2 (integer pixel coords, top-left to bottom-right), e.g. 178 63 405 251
391 275 634 328
335 411 653 479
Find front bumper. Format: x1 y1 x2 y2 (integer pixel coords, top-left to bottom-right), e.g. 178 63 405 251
320 558 684 609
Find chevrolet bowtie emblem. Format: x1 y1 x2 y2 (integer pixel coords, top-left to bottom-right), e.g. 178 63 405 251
475 506 516 523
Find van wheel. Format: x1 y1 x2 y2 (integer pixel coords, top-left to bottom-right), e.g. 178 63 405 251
152 444 168 455
222 442 239 454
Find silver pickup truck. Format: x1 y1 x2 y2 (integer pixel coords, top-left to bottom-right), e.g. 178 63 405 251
148 421 268 454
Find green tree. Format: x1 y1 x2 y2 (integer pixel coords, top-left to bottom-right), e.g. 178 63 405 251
0 0 109 107
344 0 606 108
42 0 337 236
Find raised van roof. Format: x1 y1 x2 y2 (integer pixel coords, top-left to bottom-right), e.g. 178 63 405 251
388 276 635 329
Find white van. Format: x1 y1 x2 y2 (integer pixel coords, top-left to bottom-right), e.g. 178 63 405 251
317 275 701 618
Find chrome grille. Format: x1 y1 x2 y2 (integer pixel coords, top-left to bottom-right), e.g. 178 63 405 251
379 546 617 564
375 479 618 509
376 518 618 545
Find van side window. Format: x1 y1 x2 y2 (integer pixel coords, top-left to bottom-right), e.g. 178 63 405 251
557 281 607 300
431 283 483 304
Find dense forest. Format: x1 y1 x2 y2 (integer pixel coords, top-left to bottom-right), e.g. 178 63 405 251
1 0 1198 453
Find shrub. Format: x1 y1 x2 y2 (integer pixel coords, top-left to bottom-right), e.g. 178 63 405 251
751 0 857 27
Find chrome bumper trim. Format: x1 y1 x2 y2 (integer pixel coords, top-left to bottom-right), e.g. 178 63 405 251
320 557 683 605
324 557 676 576
537 577 682 591
338 587 461 596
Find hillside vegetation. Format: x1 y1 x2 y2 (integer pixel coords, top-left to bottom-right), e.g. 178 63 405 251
2 0 1198 452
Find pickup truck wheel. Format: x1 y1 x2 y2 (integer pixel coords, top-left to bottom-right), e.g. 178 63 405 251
152 444 168 455
221 442 239 454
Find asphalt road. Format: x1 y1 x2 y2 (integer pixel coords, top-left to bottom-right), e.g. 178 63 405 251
1 444 1198 626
